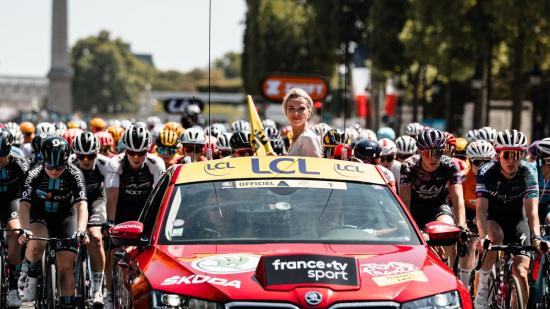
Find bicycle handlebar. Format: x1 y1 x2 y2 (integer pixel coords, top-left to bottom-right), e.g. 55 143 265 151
475 239 537 271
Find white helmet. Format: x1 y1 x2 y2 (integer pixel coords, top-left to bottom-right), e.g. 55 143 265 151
476 127 497 143
358 128 377 141
395 135 417 155
122 124 151 152
379 138 397 156
146 116 161 129
466 129 478 143
495 129 527 151
5 122 20 133
405 122 423 137
73 131 100 155
204 125 221 138
466 140 496 159
9 129 23 146
36 122 57 136
231 120 250 132
537 138 550 157
216 132 232 150
312 123 332 137
180 127 205 145
262 119 277 129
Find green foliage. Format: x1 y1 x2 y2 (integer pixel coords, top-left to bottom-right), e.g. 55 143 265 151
71 30 154 113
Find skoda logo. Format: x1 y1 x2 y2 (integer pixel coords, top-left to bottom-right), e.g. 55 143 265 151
305 291 322 306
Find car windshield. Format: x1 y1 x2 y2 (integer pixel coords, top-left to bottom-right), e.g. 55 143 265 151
160 179 420 245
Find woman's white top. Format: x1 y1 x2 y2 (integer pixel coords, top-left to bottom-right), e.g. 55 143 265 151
286 128 322 157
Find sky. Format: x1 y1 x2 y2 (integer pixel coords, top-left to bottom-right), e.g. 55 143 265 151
0 0 246 76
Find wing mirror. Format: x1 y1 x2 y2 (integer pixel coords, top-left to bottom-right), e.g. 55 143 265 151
424 221 461 246
109 221 147 247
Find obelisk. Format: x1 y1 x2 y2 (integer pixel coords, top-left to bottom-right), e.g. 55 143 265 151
47 0 72 114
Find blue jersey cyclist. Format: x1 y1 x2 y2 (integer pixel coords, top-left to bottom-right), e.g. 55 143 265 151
18 136 89 308
534 138 550 224
399 129 466 230
474 129 541 309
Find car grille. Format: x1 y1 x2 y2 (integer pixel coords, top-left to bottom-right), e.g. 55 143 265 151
225 301 400 309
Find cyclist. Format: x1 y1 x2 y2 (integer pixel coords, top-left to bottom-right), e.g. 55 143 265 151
395 135 417 162
399 128 466 232
106 125 125 154
216 133 233 158
231 120 250 132
96 131 116 158
0 129 29 307
104 124 165 308
70 131 110 306
353 139 396 191
404 122 423 139
29 133 48 168
230 131 255 157
454 137 468 161
457 140 495 289
377 127 396 141
170 127 206 164
270 138 286 156
154 129 181 167
474 129 541 309
379 138 401 192
535 138 550 224
18 136 89 308
322 129 349 159
89 117 106 133
20 122 35 159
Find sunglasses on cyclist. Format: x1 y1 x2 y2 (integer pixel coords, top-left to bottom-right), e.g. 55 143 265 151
126 150 147 157
471 159 491 167
420 149 444 159
499 150 524 161
45 163 66 171
380 155 395 163
157 147 177 156
235 148 255 157
76 153 97 161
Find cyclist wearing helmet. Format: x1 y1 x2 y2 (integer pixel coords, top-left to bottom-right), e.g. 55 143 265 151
395 135 417 162
18 136 88 307
476 126 497 144
353 139 396 191
106 125 125 154
323 129 349 159
96 131 116 158
282 88 322 157
270 138 286 156
230 131 254 157
457 140 495 289
333 144 353 161
154 129 181 167
89 117 106 133
445 132 469 179
171 127 207 164
70 131 110 306
311 123 332 138
399 129 466 231
36 122 56 136
474 129 541 308
454 137 468 161
377 127 396 141
104 124 165 307
404 122 423 139
0 129 29 307
379 138 401 192
466 129 478 143
20 122 35 158
535 138 550 224
231 120 251 132
216 133 233 158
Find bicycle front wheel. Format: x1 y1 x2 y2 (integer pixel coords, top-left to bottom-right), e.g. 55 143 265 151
505 275 524 309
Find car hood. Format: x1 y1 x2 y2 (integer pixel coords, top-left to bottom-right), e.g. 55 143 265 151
144 243 459 306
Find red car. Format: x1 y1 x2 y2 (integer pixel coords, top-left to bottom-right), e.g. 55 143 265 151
109 156 472 309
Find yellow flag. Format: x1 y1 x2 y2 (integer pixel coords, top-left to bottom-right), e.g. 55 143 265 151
247 95 274 156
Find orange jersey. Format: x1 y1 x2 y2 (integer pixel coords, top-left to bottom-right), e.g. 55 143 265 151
463 168 477 211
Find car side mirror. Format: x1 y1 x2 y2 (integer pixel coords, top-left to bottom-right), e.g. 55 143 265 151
424 221 460 246
109 221 148 247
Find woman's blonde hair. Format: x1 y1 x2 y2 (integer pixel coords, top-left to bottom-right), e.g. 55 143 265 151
282 88 313 115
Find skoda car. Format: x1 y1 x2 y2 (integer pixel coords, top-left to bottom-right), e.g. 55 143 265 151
109 156 472 309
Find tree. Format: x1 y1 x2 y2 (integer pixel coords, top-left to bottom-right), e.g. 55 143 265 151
71 30 154 113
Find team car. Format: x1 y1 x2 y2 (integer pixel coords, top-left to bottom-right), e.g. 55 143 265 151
109 156 472 309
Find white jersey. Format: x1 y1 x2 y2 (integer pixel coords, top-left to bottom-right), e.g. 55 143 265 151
105 152 165 189
287 128 322 157
390 160 402 191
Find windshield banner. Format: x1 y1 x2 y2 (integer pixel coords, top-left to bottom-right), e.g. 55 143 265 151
259 254 358 288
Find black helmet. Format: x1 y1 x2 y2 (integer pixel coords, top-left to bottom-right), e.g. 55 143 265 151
229 131 252 149
265 127 280 139
41 136 70 167
417 129 446 150
32 133 49 157
270 138 286 155
72 131 100 155
0 128 14 156
353 139 381 161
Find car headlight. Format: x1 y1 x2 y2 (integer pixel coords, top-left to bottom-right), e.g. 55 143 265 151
151 291 221 309
401 290 461 309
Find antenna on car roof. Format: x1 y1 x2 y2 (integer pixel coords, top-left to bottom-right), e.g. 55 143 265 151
342 5 350 133
205 0 213 160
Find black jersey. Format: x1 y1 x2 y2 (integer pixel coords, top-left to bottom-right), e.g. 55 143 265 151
20 163 87 215
0 154 29 201
70 153 109 202
400 154 462 207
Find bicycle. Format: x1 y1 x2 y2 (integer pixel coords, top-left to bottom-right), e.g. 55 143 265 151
476 239 536 309
452 228 479 297
29 236 83 309
0 227 21 307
